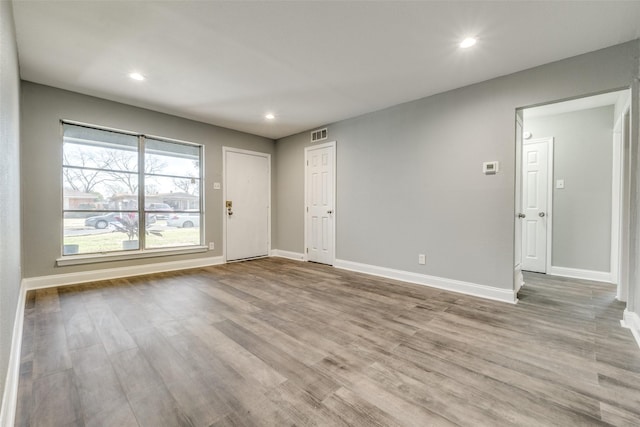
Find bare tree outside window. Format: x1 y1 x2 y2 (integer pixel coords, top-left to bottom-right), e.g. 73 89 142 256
62 122 203 256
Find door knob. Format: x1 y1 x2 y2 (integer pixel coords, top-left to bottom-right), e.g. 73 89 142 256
539 212 545 217
518 213 526 218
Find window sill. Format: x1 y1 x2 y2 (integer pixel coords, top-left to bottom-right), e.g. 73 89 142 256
56 246 209 267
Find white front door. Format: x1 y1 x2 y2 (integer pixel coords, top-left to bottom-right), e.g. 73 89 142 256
521 138 551 273
224 148 270 262
305 142 335 265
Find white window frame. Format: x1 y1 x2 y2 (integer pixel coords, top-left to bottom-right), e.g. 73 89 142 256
58 120 206 265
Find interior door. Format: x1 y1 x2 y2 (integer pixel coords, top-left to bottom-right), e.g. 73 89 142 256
305 142 335 265
224 148 270 261
522 138 550 273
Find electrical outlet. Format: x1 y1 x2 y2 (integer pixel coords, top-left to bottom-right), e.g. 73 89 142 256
208 242 215 250
418 254 426 265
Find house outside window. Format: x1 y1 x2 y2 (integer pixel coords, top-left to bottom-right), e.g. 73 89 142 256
62 122 203 256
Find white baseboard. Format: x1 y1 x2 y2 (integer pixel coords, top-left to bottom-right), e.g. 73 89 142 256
0 281 26 427
2 255 224 424
22 256 224 291
622 309 640 349
548 266 612 283
270 249 305 261
334 259 517 304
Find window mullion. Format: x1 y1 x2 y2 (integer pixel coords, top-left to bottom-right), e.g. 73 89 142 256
139 136 146 250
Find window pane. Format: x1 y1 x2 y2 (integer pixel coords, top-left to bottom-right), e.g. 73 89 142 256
143 139 202 250
63 124 138 172
63 211 139 254
146 212 200 249
145 138 199 178
63 170 139 208
144 175 200 211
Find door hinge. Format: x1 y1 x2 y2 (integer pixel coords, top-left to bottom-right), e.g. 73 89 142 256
306 160 309 166
306 248 308 253
306 206 308 213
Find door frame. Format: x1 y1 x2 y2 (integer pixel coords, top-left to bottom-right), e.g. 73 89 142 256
521 137 554 274
515 89 631 292
514 111 523 292
304 140 336 265
614 97 631 300
222 146 271 263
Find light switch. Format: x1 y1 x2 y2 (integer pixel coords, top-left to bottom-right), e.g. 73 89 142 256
556 179 565 189
213 182 221 190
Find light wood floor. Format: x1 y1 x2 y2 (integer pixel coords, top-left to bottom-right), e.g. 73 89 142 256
14 258 640 426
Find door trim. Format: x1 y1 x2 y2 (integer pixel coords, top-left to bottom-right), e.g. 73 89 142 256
522 137 554 274
304 141 336 265
514 111 524 293
222 146 271 263
613 99 630 298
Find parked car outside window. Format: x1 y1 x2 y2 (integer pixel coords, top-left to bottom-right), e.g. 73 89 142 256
85 212 156 229
146 203 173 219
167 213 200 228
84 212 120 229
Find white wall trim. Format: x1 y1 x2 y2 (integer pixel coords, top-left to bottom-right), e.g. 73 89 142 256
613 99 631 301
0 282 26 427
611 122 622 285
548 266 612 283
622 309 640 349
270 250 306 261
334 259 517 304
2 255 223 424
545 138 555 275
22 256 224 290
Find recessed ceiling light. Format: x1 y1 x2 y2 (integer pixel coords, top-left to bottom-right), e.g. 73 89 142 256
459 37 477 49
265 113 275 120
129 72 145 81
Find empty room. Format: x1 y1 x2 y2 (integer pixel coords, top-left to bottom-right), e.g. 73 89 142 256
2 1 640 426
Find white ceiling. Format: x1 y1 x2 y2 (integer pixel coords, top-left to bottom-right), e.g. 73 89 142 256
12 1 640 139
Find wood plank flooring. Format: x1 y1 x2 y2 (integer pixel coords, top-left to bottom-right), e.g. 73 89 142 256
14 258 640 426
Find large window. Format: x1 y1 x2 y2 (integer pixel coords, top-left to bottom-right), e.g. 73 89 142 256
62 122 203 256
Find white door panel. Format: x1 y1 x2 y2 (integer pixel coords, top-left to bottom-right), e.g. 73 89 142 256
225 149 270 261
306 143 335 265
521 139 550 273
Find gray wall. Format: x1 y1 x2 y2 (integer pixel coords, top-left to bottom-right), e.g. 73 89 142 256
525 106 614 272
275 41 639 291
0 0 22 407
21 82 275 278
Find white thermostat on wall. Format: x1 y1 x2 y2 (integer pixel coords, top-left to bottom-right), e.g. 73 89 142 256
483 161 499 175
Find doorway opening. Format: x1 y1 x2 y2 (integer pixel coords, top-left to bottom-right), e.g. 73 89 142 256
514 89 631 300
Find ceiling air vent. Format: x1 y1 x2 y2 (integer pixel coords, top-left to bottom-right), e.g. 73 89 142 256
311 128 328 142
